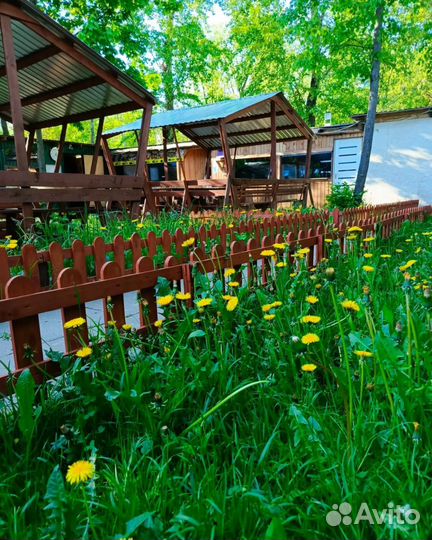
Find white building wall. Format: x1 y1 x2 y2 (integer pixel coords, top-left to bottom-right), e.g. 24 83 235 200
364 117 432 205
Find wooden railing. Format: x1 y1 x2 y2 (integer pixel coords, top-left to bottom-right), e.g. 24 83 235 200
0 201 430 395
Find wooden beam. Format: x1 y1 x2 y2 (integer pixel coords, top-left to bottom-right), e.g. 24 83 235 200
219 121 235 206
273 95 313 141
190 124 297 141
28 101 141 130
54 123 67 173
0 75 103 112
0 44 60 77
90 117 104 175
173 127 191 211
135 105 156 213
0 15 28 171
100 135 116 175
0 2 153 108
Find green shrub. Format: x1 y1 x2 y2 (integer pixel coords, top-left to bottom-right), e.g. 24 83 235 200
326 182 363 209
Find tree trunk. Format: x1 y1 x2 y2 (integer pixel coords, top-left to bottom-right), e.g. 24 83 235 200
354 3 384 197
305 72 319 126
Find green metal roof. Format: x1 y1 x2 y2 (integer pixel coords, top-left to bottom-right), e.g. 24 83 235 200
105 92 280 136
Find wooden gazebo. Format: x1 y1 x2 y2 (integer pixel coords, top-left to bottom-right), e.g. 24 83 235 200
0 0 156 229
105 92 315 210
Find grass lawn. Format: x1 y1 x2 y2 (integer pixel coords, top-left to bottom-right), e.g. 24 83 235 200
1 218 432 539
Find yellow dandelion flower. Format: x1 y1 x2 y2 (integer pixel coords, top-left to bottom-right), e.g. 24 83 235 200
275 211 284 217
107 320 117 327
347 234 358 241
262 304 273 313
175 292 191 301
264 314 276 321
342 299 360 312
271 301 283 308
290 272 297 278
276 262 287 268
226 296 239 312
64 317 86 330
324 238 333 244
157 295 175 307
348 226 363 233
228 281 240 288
396 249 403 253
301 363 317 372
405 238 413 243
273 243 286 250
301 333 320 345
363 237 375 243
297 247 310 255
414 422 420 432
193 318 201 324
196 298 213 308
363 265 375 273
354 350 373 358
122 324 132 331
306 295 319 304
380 254 391 259
225 268 236 277
136 223 145 229
301 315 321 324
66 460 95 485
399 260 417 272
76 346 92 358
246 319 253 325
261 249 276 257
364 253 373 259
181 237 195 248
154 320 163 328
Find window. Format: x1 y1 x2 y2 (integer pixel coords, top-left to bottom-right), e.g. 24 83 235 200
235 158 270 179
281 152 332 179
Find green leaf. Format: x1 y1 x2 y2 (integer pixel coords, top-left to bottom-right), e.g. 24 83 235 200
16 369 35 441
126 512 154 536
264 517 288 540
188 329 206 339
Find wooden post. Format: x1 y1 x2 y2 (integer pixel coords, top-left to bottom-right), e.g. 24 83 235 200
54 123 67 173
305 137 313 207
1 14 33 228
270 101 277 180
219 121 234 206
162 126 169 181
90 116 104 175
173 128 191 211
135 105 156 214
305 137 312 179
1 15 27 171
205 150 211 179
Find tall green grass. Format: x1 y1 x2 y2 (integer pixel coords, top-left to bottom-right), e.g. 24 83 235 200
0 219 431 539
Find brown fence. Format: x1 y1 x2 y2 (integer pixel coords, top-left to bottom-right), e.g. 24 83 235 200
0 201 430 395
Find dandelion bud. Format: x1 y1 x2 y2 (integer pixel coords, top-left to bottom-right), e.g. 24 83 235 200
154 392 162 402
325 267 335 280
424 287 431 299
60 424 69 434
395 321 403 333
363 285 370 295
366 383 375 392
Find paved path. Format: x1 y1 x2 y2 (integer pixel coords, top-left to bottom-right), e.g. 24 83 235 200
0 292 141 376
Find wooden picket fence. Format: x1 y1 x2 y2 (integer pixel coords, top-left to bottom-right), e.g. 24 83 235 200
0 200 422 296
0 201 430 395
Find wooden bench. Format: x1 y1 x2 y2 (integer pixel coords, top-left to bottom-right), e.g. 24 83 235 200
231 178 314 209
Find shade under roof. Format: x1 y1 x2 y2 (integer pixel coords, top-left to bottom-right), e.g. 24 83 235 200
0 0 156 130
105 92 314 149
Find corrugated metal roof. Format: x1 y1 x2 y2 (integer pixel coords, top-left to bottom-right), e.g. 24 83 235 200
106 93 280 136
0 0 155 129
105 92 313 149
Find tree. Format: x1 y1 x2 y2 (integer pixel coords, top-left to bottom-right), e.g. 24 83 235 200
354 1 384 198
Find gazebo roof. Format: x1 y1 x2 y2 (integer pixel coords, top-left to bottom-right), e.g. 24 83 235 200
0 0 155 130
105 92 314 149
